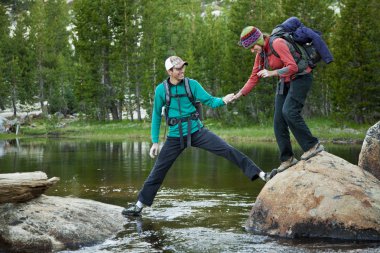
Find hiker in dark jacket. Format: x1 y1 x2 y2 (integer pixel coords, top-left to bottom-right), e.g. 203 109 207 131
122 56 269 217
231 26 324 179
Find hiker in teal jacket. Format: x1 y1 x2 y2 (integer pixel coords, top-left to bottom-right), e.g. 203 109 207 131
150 75 223 145
122 56 268 216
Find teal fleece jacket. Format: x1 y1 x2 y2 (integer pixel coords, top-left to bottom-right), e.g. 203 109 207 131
151 78 226 143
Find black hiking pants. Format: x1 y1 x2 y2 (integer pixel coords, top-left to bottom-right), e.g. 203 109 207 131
274 73 319 162
138 128 261 206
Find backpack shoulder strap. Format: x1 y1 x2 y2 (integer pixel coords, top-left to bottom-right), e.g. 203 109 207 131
269 26 286 58
163 79 171 121
269 36 280 58
270 26 304 58
184 77 196 106
163 79 171 107
270 33 304 62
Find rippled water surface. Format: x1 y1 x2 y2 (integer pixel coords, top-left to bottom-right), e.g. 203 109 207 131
0 139 379 253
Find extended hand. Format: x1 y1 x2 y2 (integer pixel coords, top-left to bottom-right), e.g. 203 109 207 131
149 143 159 158
231 91 243 102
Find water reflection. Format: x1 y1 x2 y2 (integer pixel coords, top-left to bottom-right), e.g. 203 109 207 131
0 139 378 252
0 140 11 157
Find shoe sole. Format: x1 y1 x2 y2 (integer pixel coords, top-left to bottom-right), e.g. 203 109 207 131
301 145 324 160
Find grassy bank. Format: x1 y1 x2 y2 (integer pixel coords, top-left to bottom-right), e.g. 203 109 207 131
1 117 372 144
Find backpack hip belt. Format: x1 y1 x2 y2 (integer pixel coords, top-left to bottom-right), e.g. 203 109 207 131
167 112 200 126
168 112 201 149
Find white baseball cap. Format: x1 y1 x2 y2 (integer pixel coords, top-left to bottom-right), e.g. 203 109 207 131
165 56 188 70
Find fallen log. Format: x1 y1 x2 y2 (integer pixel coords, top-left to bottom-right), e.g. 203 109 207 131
0 171 59 204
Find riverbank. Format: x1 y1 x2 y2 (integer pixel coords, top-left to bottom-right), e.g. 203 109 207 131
0 117 372 144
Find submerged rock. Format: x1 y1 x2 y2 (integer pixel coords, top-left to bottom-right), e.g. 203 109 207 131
0 195 126 252
247 151 380 240
359 121 380 180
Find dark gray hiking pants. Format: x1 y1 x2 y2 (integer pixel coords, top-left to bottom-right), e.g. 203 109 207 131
274 73 319 162
138 128 261 206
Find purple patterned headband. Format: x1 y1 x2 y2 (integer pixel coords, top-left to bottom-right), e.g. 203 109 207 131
240 27 262 49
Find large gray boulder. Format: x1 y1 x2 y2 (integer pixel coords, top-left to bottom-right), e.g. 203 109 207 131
359 121 380 180
0 195 126 252
247 151 380 240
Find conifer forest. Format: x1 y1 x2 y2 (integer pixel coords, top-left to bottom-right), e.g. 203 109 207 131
0 0 378 125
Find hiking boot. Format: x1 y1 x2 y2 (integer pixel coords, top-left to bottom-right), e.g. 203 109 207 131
301 142 324 160
265 169 278 182
122 205 142 217
278 156 298 172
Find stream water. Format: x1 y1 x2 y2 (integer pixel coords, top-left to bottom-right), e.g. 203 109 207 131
0 139 379 252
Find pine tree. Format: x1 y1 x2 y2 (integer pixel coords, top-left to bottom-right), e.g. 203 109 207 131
0 4 10 111
72 0 120 120
226 0 281 125
280 0 336 117
1 1 37 116
330 0 380 123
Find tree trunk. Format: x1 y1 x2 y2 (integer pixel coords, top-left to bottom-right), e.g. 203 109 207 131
0 171 59 204
11 87 17 117
101 46 119 121
38 61 47 115
135 82 141 121
118 99 123 120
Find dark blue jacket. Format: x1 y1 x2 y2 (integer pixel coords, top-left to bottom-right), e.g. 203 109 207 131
280 17 333 64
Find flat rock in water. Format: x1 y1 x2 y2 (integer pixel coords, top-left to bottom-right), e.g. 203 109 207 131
0 195 126 252
247 151 380 240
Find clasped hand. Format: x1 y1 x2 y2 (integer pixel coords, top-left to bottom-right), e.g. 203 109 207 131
222 93 235 104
